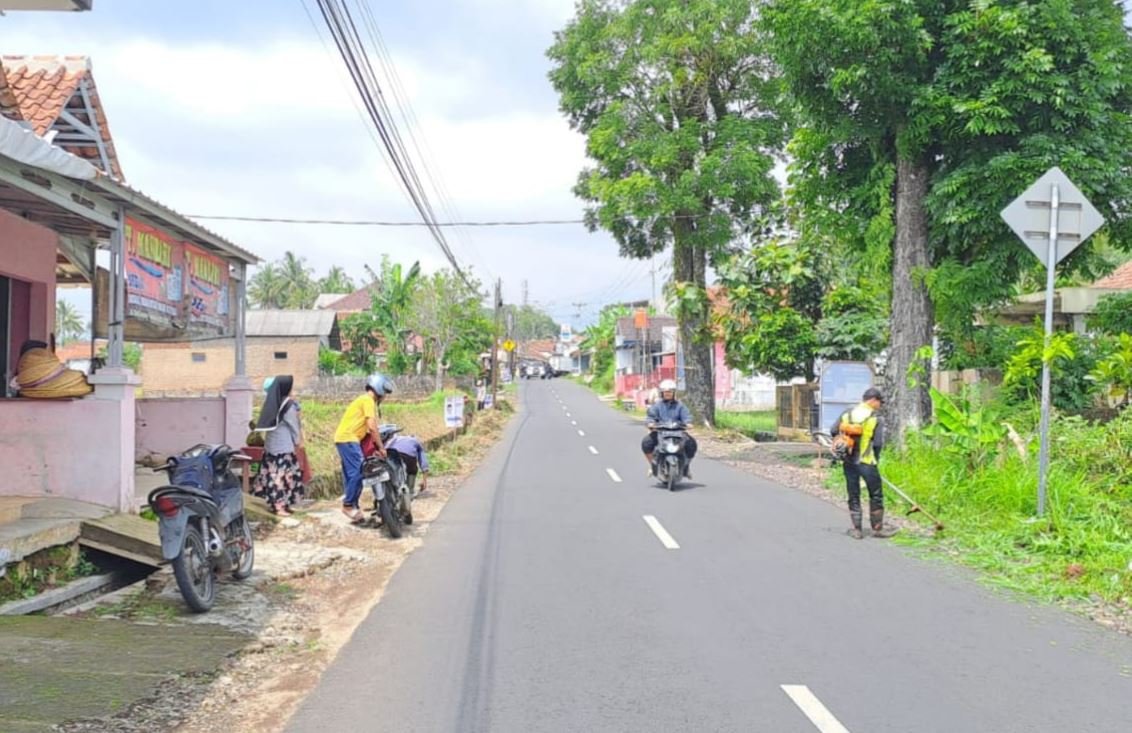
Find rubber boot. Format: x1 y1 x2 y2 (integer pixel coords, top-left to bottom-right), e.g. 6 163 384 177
870 510 898 538
848 511 864 540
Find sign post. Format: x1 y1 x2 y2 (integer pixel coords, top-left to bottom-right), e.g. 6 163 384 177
1000 167 1104 516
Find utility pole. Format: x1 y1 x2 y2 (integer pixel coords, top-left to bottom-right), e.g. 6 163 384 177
491 278 502 409
522 279 529 308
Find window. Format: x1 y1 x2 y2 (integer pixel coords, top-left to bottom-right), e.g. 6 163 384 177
191 352 206 363
274 351 288 360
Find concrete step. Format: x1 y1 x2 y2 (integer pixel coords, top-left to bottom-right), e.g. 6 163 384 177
79 514 162 567
0 517 82 565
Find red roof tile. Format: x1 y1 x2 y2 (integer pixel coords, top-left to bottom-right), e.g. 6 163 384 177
321 284 378 314
1092 261 1132 290
0 55 124 179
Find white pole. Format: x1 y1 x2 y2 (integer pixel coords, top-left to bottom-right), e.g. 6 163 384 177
1036 184 1060 517
108 208 126 368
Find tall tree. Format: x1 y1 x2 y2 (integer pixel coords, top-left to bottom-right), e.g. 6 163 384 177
505 304 559 342
765 0 1132 443
358 257 421 374
278 251 317 308
549 0 785 425
248 263 286 309
55 300 85 344
318 266 356 295
408 269 486 391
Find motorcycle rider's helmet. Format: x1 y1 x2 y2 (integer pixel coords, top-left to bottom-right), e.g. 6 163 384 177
659 379 677 400
366 373 395 397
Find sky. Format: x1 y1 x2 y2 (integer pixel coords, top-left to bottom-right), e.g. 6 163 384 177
3 0 660 328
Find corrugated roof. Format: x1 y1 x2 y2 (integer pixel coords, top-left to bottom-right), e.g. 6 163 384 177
246 309 337 337
1092 261 1132 290
313 293 347 309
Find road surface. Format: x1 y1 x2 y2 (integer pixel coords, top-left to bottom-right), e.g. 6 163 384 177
287 379 1132 732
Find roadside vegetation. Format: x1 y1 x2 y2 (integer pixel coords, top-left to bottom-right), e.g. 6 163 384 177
715 410 777 438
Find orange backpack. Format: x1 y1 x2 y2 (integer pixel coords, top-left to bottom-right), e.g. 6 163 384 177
830 414 865 461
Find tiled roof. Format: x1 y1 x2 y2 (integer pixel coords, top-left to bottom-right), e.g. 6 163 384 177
322 284 378 313
0 55 123 179
1093 261 1132 290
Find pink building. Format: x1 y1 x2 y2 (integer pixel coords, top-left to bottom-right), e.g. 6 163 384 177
0 58 258 512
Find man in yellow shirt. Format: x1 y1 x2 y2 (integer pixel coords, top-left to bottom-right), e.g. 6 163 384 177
830 387 895 539
335 374 394 522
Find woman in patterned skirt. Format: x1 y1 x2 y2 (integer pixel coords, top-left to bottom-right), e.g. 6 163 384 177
253 375 305 515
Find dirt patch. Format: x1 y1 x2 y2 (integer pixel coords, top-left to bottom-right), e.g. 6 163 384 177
58 408 512 733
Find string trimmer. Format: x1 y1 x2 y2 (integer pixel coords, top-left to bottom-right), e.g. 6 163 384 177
811 431 945 534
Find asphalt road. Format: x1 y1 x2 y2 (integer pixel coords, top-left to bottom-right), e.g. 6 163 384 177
287 379 1132 733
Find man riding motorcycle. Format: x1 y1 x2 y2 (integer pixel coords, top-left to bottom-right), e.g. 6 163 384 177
642 379 698 479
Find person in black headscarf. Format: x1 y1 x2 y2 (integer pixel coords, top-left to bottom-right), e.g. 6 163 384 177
252 375 306 515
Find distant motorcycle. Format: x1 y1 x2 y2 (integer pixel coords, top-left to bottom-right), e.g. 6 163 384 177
362 424 414 538
147 444 254 613
651 421 690 491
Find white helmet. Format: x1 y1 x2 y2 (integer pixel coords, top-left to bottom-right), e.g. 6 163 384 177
659 379 677 392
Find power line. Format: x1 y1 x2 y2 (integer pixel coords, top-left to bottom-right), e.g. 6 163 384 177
312 0 477 290
188 214 587 227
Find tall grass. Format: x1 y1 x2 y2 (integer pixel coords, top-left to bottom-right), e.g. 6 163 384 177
879 409 1132 604
716 410 777 436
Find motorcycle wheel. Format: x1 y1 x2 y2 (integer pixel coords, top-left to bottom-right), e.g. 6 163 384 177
231 516 255 580
667 465 678 492
380 493 403 539
172 523 215 613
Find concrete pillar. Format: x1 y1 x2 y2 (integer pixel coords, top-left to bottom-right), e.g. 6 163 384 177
223 375 254 449
88 367 141 513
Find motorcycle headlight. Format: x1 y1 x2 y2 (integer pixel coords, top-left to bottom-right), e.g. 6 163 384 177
664 442 680 453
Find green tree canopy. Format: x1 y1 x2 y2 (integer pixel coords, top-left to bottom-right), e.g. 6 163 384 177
549 0 785 423
765 0 1132 442
54 300 85 344
249 251 318 309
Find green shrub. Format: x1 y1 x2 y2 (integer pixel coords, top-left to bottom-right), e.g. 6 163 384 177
1088 291 1132 336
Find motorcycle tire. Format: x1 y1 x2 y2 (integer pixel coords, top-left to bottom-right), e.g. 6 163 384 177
172 523 215 613
667 466 678 492
380 494 403 539
231 516 255 580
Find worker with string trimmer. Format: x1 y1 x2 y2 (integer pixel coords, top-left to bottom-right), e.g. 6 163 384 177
829 387 898 540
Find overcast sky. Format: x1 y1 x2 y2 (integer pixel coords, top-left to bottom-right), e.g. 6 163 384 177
5 0 659 327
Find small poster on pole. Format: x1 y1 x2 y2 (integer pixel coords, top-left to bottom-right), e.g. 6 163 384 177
444 395 465 429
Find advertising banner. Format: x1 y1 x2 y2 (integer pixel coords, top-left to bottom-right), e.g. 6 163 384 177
124 217 184 330
444 395 465 428
184 243 231 337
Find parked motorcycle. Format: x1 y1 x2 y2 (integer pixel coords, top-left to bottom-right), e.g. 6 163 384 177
147 444 254 613
651 421 690 492
362 424 414 538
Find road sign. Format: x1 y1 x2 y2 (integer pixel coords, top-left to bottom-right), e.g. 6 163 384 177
502 339 516 352
1000 166 1104 267
1000 166 1104 517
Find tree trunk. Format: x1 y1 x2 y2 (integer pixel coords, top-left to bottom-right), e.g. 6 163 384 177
434 339 446 393
673 226 715 427
885 154 934 447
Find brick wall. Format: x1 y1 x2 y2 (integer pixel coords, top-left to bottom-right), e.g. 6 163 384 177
141 337 321 396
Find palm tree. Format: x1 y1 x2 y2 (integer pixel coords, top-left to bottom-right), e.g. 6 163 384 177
279 251 316 308
368 258 421 374
55 300 86 344
249 263 287 308
318 266 356 295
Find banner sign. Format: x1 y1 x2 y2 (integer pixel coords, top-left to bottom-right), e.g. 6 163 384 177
444 395 465 428
185 244 231 336
95 218 235 342
125 217 184 329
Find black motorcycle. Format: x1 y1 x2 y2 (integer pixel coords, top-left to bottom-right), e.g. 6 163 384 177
147 444 254 613
651 421 690 492
362 424 414 538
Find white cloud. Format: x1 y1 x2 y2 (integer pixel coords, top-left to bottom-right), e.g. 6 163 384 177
11 6 651 327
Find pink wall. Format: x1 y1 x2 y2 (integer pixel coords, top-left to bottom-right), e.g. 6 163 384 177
0 398 122 506
0 208 58 346
136 397 227 460
714 341 731 403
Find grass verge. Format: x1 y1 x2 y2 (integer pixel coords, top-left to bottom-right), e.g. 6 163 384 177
716 410 777 438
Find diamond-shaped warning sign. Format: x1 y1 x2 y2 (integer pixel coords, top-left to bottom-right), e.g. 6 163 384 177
1001 167 1105 266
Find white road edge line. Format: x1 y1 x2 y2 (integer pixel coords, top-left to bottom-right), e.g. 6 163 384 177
578 430 586 437
781 685 851 733
571 420 577 426
605 468 622 483
589 446 599 455
642 515 679 550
